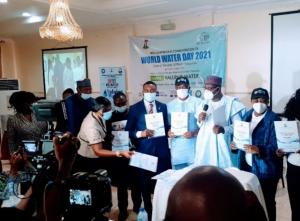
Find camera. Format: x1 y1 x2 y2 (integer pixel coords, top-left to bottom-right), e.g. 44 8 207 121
62 169 112 221
22 140 39 156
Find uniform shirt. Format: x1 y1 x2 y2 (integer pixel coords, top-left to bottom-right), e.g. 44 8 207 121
78 112 107 158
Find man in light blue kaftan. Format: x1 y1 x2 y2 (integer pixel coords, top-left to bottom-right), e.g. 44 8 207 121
194 75 245 168
167 77 201 170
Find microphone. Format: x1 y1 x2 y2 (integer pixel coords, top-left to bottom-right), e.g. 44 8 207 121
199 104 209 126
203 104 209 112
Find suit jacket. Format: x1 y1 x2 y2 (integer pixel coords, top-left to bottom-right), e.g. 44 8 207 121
64 94 94 136
125 100 171 173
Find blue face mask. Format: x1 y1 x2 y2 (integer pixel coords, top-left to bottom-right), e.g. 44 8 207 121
102 110 112 121
144 92 156 102
115 105 127 113
81 93 92 100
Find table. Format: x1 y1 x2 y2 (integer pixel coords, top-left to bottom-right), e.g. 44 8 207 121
152 166 268 221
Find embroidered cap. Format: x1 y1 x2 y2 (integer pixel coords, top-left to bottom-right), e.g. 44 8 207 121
77 79 91 88
205 75 222 86
251 88 269 100
175 77 189 86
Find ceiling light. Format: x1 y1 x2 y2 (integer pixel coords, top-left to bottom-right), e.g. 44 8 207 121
0 0 8 4
26 16 44 24
22 12 31 17
39 0 83 42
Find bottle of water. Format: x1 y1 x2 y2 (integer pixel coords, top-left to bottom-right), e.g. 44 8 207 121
137 207 148 221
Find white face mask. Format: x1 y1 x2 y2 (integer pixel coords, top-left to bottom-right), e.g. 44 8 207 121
176 89 189 100
115 105 127 113
81 93 92 100
203 89 214 100
144 93 156 102
253 102 267 114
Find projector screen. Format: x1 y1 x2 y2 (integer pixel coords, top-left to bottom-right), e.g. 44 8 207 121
42 46 88 100
271 11 300 113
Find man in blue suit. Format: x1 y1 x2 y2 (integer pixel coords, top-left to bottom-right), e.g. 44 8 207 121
125 81 171 220
64 79 95 136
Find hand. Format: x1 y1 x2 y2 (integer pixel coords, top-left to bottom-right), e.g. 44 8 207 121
168 130 175 138
276 149 285 157
141 129 154 138
53 133 79 180
183 131 193 139
244 145 260 154
213 125 225 134
230 142 238 150
10 150 25 176
198 112 207 122
120 151 135 159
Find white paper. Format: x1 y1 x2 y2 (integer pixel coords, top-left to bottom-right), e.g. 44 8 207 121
129 152 158 172
233 121 251 150
111 120 127 131
111 131 129 151
145 112 165 137
212 104 227 127
171 112 188 136
274 121 300 152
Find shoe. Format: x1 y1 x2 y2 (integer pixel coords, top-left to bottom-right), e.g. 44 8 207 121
118 211 128 221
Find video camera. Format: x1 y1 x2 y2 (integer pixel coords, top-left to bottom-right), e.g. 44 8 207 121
62 169 112 221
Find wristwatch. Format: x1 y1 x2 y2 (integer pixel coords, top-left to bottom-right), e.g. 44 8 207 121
115 151 122 157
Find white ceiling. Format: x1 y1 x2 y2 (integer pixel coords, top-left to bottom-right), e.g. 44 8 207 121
0 0 299 38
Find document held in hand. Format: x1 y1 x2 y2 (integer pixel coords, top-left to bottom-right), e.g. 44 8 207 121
112 131 129 152
233 121 251 150
112 120 127 131
212 104 227 127
171 112 188 136
274 121 300 152
129 152 158 172
145 112 166 137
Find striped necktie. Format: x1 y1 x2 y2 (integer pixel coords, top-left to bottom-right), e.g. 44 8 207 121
149 103 153 114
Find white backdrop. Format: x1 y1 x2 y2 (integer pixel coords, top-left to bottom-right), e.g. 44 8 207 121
271 11 300 113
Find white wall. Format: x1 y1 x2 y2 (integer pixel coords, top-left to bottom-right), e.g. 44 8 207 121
3 2 300 107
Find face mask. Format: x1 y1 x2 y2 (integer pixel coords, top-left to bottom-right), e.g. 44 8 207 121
203 89 214 100
253 103 267 114
115 105 127 113
144 93 156 102
102 110 112 121
81 93 92 100
176 89 189 100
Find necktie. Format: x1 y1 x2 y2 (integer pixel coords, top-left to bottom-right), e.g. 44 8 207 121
149 103 153 114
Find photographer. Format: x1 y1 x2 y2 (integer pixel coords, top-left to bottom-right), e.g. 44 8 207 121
44 133 79 221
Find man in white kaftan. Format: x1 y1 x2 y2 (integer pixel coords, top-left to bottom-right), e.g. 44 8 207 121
194 75 245 168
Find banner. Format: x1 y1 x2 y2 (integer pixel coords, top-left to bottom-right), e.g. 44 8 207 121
129 25 227 102
99 66 126 101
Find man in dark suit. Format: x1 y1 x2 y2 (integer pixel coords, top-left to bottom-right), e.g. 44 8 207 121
125 81 171 220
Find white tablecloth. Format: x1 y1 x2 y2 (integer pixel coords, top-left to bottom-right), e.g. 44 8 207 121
152 166 268 221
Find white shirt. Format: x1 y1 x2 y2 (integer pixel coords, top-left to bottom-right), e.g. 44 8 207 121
246 111 266 167
136 99 158 138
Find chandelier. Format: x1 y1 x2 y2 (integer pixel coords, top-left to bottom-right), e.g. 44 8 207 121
39 0 83 42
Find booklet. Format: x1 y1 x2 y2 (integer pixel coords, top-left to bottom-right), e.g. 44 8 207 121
233 121 251 150
111 131 129 152
112 120 127 131
212 104 227 127
274 121 300 152
145 112 165 137
171 112 188 136
129 152 158 172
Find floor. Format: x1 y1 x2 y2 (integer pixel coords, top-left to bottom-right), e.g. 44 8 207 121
1 160 292 221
